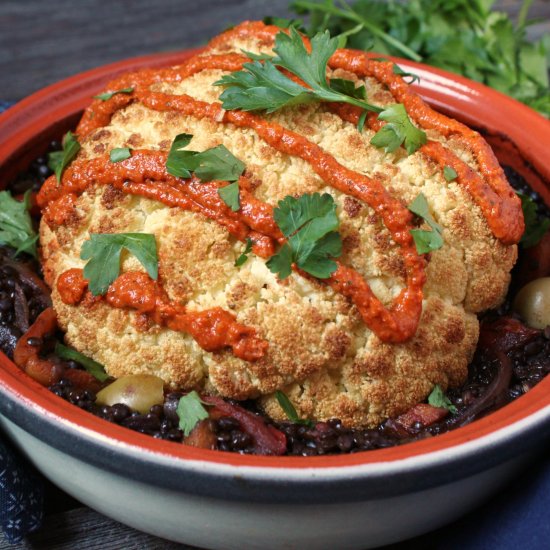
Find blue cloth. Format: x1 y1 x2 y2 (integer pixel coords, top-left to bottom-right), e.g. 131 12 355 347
0 100 44 544
0 439 43 544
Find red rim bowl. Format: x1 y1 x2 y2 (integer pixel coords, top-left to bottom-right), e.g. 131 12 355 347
0 49 549 504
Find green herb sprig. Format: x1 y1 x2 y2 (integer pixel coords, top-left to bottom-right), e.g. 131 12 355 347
291 0 550 118
408 193 444 254
517 191 550 248
235 238 253 267
166 133 245 211
176 391 210 436
275 390 314 427
47 131 81 183
110 148 132 163
0 190 38 258
80 233 158 296
427 384 457 414
215 28 426 154
55 342 110 382
267 192 342 279
93 87 134 101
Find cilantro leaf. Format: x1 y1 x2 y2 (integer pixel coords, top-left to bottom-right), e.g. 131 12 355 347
408 193 444 254
166 134 245 184
55 342 110 382
218 181 240 212
176 391 210 436
80 233 158 296
0 190 38 258
443 165 458 182
235 238 253 267
428 384 457 414
267 192 342 279
93 87 134 101
275 390 314 427
517 191 550 248
110 148 132 163
48 131 81 183
370 103 427 155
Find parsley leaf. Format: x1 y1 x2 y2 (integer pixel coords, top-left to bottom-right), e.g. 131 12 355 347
291 0 550 118
329 77 366 99
218 181 240 212
215 27 383 115
443 165 458 182
176 391 210 436
93 87 134 101
517 191 550 248
55 342 110 382
166 134 245 184
267 192 342 279
428 384 457 414
80 233 158 296
110 148 132 163
235 238 253 267
275 390 314 427
47 131 81 183
0 190 38 258
408 193 444 254
392 64 420 84
370 103 427 155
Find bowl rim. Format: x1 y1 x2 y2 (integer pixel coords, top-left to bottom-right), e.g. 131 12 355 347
0 47 549 502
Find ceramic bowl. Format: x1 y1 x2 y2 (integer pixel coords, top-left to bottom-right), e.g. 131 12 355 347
0 51 549 550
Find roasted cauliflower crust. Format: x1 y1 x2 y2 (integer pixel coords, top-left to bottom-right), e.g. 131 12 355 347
39 30 517 427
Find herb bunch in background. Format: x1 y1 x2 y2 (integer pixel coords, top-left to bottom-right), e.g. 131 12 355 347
288 0 550 117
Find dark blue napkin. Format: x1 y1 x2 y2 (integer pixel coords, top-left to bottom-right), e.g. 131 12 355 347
0 100 45 544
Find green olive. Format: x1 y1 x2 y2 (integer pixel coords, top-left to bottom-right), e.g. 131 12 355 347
513 277 550 330
96 374 164 414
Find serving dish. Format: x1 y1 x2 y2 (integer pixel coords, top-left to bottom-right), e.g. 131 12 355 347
0 47 549 549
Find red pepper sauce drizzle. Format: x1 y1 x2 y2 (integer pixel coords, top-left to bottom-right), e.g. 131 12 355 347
57 269 267 362
40 21 522 349
206 21 524 245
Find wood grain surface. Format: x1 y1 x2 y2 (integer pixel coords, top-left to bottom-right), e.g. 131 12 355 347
0 1 549 549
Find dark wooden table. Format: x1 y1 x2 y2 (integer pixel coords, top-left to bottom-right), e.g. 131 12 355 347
1 1 549 548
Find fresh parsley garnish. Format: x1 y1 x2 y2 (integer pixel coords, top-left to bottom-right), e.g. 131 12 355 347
427 384 457 414
93 87 134 101
370 103 427 155
217 28 426 154
392 64 420 84
408 193 444 254
443 165 458 182
517 191 550 248
166 133 246 210
267 192 342 279
176 391 210 436
0 190 38 258
47 131 81 183
215 27 383 115
218 181 240 212
275 390 314 427
55 342 109 382
235 238 253 267
110 148 132 163
80 233 158 296
291 0 550 118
